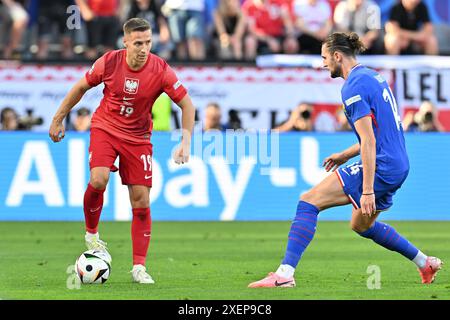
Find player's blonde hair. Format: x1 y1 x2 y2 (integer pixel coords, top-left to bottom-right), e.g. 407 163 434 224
324 32 366 57
123 18 151 35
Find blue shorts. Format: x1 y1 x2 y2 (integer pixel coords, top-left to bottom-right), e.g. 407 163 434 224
168 9 205 43
336 161 408 211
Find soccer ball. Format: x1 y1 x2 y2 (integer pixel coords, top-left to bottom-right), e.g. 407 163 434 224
75 250 111 284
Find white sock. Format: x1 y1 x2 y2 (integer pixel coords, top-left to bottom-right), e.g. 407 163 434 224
275 264 295 278
412 250 428 268
85 231 99 239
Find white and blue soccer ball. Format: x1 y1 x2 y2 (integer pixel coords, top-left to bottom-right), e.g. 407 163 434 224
75 250 111 284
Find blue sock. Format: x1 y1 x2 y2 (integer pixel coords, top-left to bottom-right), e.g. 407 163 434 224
281 201 319 268
358 221 419 260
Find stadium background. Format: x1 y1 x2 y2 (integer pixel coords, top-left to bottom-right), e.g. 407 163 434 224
1 0 450 302
1 0 450 222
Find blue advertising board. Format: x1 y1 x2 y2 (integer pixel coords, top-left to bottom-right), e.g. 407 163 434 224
1 131 449 221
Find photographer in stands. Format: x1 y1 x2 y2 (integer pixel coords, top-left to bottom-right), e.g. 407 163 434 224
274 102 314 132
18 108 44 130
403 101 444 132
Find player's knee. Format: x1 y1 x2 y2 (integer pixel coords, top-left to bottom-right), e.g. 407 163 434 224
350 221 371 234
130 194 149 208
300 190 319 208
89 175 108 190
132 200 149 208
300 190 310 202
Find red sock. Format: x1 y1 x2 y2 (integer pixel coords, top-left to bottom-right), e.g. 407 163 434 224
83 183 105 234
132 208 151 266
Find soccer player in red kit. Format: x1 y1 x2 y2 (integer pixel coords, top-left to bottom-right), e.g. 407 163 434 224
49 18 196 284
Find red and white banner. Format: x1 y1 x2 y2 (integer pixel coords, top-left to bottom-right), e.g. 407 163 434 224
395 68 450 131
0 65 395 131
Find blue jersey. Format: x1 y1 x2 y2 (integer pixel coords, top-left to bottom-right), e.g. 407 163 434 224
341 65 409 177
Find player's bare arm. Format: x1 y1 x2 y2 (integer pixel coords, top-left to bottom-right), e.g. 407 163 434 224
323 143 360 172
49 77 92 142
173 94 196 165
354 116 376 216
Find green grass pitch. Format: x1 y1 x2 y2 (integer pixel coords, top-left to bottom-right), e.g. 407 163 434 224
0 221 448 300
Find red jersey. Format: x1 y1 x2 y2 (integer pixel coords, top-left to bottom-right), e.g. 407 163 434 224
87 0 118 16
242 0 289 37
85 49 187 144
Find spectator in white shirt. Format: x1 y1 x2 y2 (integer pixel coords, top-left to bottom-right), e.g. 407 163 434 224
292 0 333 54
334 0 382 54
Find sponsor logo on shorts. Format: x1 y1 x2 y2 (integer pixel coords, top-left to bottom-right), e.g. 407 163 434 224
89 151 92 163
124 78 139 94
145 175 152 179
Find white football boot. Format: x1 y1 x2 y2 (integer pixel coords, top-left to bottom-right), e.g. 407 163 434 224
131 264 155 284
85 232 112 263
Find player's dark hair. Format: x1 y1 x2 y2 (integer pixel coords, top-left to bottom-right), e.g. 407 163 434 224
324 32 366 57
123 18 151 34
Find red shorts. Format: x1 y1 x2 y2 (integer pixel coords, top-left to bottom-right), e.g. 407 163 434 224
89 128 153 187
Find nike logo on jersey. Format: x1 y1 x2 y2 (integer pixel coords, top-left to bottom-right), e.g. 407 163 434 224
145 175 152 179
144 233 151 237
275 280 293 287
123 97 134 101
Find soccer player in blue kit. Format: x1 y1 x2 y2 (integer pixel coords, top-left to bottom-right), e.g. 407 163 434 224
249 32 442 288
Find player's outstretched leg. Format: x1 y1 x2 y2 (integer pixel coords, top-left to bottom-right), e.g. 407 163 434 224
248 200 318 288
354 219 443 284
131 207 154 284
248 172 349 288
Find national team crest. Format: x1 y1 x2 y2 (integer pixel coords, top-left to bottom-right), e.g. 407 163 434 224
124 78 139 94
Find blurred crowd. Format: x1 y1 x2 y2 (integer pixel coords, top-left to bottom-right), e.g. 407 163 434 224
0 106 90 131
0 0 448 61
199 99 445 133
0 99 445 132
1 0 448 133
